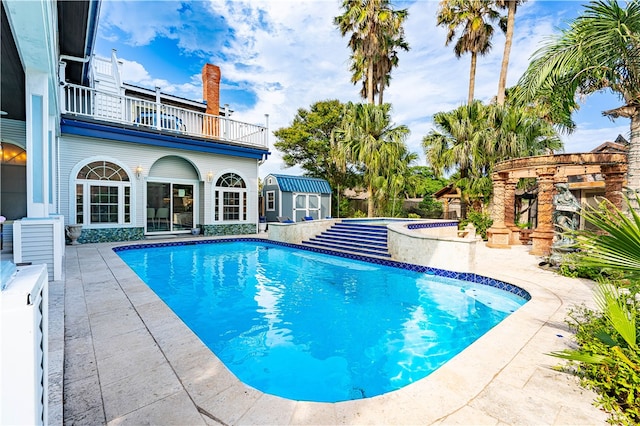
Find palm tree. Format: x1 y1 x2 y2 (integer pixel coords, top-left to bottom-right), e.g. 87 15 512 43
516 0 640 196
422 101 562 218
487 103 563 161
422 101 490 218
437 0 502 104
335 0 409 105
375 148 418 216
495 0 527 105
333 102 411 216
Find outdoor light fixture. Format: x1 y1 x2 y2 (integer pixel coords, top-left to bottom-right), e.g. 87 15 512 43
207 171 214 182
135 165 143 178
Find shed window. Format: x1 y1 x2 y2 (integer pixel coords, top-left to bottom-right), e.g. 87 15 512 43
266 191 275 211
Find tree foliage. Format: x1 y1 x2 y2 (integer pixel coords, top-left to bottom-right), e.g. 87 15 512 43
273 99 359 215
552 195 640 425
332 102 412 217
422 101 561 218
335 0 409 104
515 0 640 193
437 0 502 104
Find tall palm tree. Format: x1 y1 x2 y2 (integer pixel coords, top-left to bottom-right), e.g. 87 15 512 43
495 0 527 105
333 102 410 216
335 0 409 105
437 0 501 104
517 0 640 197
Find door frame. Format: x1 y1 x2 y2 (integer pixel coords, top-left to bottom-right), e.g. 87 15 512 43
144 177 199 234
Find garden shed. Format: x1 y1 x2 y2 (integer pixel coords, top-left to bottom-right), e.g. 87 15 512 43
262 174 332 222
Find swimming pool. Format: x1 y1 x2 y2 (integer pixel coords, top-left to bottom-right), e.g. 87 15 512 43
115 239 529 402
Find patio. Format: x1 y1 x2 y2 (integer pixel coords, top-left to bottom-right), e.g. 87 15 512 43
53 237 608 425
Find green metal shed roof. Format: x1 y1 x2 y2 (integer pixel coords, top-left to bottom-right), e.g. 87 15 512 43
270 174 332 194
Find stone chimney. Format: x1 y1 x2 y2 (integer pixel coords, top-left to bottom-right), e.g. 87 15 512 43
202 64 220 116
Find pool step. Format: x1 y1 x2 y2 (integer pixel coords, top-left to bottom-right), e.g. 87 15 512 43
302 222 390 258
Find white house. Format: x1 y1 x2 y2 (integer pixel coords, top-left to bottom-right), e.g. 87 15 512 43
1 0 271 279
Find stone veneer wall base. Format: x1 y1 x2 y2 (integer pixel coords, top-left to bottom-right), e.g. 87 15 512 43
73 227 145 244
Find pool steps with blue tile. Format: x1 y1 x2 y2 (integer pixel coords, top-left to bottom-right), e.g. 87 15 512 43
302 222 391 258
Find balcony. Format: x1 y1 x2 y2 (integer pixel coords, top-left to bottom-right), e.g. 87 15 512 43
60 83 268 149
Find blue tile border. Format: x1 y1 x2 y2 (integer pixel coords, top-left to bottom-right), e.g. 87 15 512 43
406 221 459 230
113 238 531 302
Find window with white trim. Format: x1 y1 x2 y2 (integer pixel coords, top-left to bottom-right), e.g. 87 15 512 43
266 191 275 211
214 173 247 221
75 161 131 226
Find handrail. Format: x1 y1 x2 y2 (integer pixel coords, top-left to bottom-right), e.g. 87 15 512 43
61 83 268 148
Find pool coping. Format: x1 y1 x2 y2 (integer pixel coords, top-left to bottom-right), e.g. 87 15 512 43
60 236 609 425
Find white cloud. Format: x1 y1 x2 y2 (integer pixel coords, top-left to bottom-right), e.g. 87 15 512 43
102 0 625 178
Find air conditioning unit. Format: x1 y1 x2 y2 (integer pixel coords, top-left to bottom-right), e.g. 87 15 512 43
0 263 48 425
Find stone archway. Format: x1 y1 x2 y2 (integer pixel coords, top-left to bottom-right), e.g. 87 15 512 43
486 153 627 256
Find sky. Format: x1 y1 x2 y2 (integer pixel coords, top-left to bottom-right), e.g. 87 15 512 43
94 0 630 179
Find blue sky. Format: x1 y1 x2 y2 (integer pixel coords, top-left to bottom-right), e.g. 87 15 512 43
94 0 629 178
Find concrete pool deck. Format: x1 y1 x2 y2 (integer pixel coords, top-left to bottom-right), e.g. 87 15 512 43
56 236 609 425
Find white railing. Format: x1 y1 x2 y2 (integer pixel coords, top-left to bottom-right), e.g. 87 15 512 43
61 83 269 148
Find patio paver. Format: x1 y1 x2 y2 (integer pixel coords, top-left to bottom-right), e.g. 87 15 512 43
55 236 609 425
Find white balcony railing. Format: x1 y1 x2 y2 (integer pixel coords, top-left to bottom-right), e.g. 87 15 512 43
61 83 269 148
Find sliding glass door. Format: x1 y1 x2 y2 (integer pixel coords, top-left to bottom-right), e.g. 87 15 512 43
146 182 194 233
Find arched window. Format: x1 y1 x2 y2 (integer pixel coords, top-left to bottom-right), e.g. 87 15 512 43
75 161 131 226
214 173 247 221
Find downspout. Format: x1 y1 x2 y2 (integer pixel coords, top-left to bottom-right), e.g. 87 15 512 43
59 55 90 63
257 114 270 229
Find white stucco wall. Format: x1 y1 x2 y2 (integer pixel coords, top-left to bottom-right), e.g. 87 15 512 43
58 134 260 229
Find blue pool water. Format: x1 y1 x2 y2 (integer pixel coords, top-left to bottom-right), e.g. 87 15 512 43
116 240 528 402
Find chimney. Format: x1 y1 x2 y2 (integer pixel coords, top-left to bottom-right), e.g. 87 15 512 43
202 64 220 116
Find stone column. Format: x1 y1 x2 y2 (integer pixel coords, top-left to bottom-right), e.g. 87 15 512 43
487 172 511 249
504 177 520 245
601 164 627 211
530 167 556 256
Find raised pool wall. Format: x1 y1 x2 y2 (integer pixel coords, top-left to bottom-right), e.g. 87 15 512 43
268 219 478 273
387 221 478 273
267 219 339 244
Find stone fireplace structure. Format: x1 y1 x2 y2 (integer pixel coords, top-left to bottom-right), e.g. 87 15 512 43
486 153 627 256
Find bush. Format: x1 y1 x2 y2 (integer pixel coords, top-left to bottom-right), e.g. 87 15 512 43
459 209 493 240
563 302 640 425
352 210 367 218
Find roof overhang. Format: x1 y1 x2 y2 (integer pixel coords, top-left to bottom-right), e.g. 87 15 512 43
60 117 270 160
0 0 100 120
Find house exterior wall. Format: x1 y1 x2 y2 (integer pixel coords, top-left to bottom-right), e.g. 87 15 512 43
59 133 260 242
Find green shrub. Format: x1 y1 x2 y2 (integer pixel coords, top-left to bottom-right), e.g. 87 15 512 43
459 210 493 240
407 213 420 219
551 195 640 424
352 210 367 218
562 301 640 425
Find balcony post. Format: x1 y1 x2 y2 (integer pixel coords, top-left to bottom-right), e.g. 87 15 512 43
264 113 269 147
58 61 67 114
155 86 161 130
223 104 229 139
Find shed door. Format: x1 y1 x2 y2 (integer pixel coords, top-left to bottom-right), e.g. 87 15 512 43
294 194 320 221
